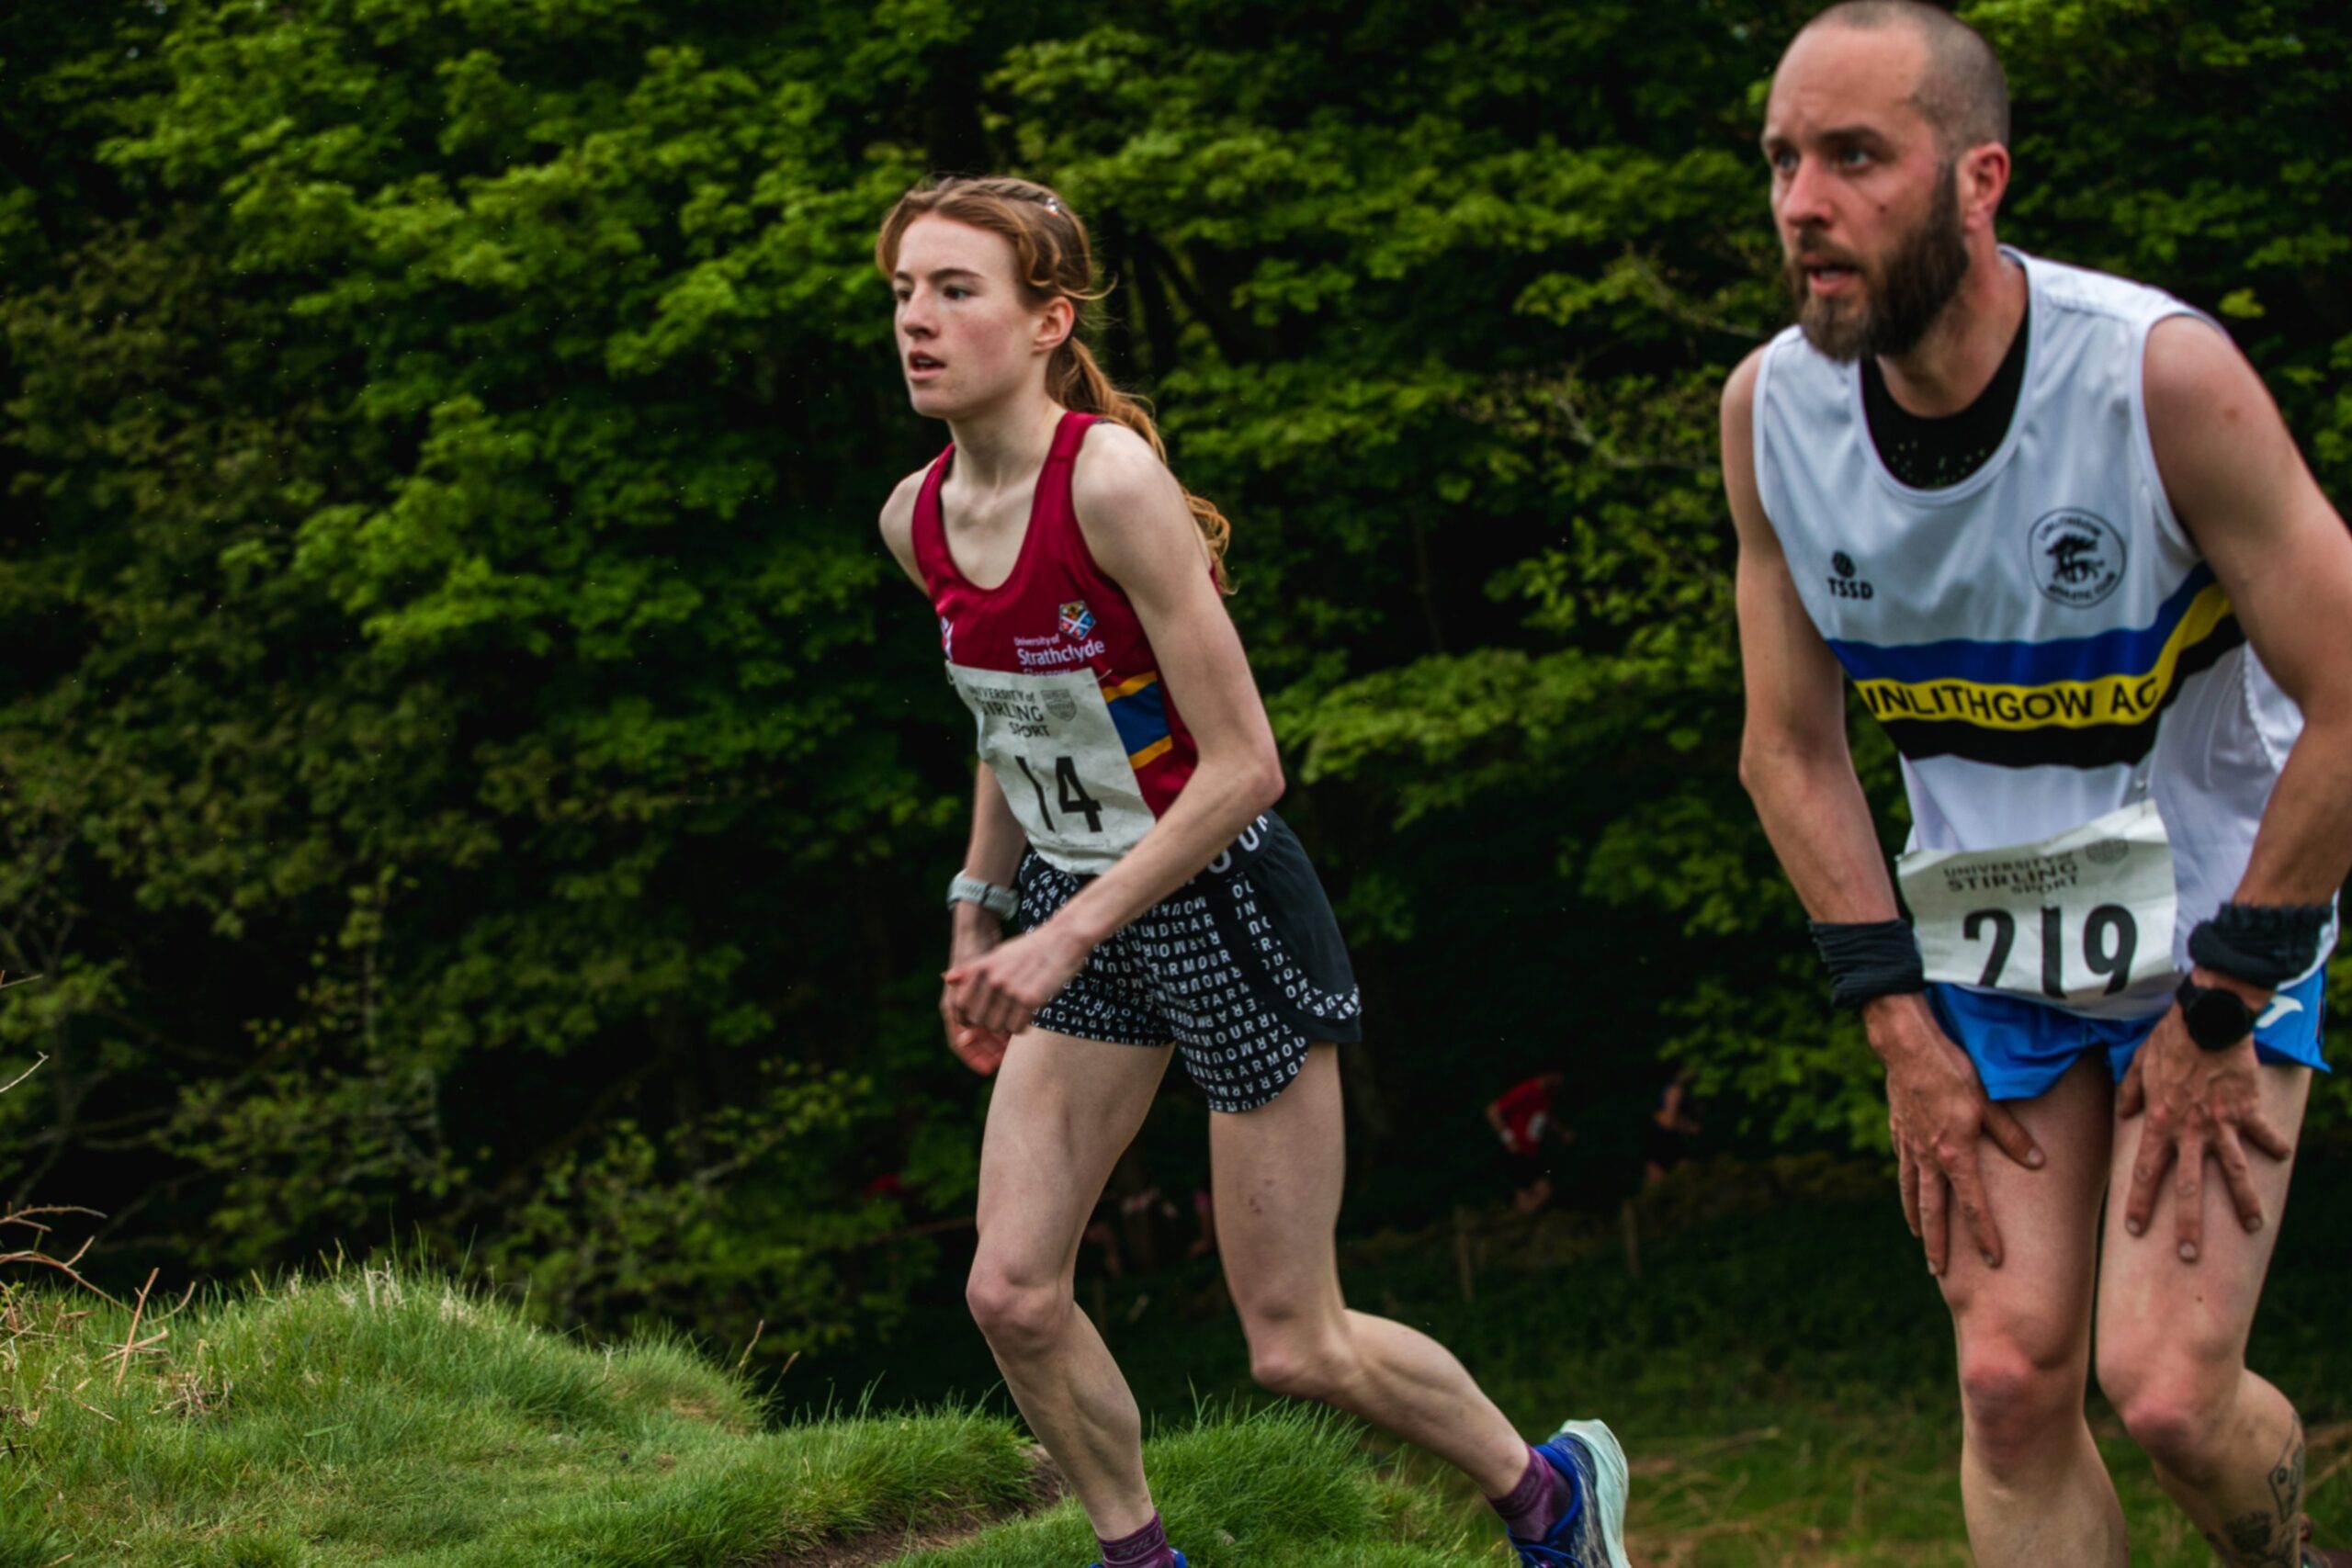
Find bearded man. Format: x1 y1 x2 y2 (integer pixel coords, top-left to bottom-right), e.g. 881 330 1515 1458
1720 4 2352 1564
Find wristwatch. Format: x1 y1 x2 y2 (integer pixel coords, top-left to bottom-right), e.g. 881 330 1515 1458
2175 974 2258 1053
946 872 1019 921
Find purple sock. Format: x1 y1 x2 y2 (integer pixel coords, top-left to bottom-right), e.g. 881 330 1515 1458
1489 1445 1571 1541
1099 1511 1176 1568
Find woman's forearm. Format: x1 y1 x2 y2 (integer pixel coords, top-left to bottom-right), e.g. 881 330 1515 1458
1040 746 1282 950
963 762 1028 887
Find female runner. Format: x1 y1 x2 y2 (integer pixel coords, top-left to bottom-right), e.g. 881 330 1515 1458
873 175 1633 1568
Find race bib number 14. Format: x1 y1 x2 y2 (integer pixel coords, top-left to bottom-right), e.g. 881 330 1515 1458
945 661 1156 875
1897 801 2177 1010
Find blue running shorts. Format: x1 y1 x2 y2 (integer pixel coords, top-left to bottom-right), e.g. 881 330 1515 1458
1930 964 2333 1103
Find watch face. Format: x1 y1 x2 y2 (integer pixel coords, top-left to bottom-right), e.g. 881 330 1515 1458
2184 987 2256 1050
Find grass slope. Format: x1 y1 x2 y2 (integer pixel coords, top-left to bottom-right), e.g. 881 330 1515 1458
0 1264 1498 1568
6 1146 2344 1566
0 1264 1036 1568
901 1406 1507 1568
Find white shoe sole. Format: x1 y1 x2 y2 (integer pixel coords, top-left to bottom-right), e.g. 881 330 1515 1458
1551 1416 1632 1568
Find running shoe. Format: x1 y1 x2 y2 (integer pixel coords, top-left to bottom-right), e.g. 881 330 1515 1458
2304 1518 2352 1568
1082 1554 1185 1568
1510 1417 1633 1568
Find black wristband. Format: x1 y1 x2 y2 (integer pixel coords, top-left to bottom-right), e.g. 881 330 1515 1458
2186 901 2333 990
1809 919 1928 1010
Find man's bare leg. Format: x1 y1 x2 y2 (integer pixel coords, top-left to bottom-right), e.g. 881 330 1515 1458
1208 1044 1531 1496
2096 1065 2312 1568
965 1027 1173 1539
1936 1056 2128 1568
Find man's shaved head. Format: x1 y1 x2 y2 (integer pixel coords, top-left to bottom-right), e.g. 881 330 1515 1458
1794 1 2009 153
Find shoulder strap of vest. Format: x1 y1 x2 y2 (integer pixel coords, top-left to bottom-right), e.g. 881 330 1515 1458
1028 410 1103 568
1045 409 1100 476
907 444 957 592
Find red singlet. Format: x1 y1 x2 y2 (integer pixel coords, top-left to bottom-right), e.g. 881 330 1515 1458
1494 1077 1557 1157
913 411 1199 875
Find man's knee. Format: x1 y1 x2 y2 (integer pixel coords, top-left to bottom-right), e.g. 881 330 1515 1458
2096 1337 2241 1481
1958 1335 2085 1476
965 1262 1071 1361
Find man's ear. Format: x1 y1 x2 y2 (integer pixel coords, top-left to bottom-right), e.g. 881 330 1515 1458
1962 141 2011 232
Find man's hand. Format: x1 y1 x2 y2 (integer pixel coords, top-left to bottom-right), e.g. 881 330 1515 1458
943 917 1092 1061
2119 984 2294 1262
1871 996 2046 1276
940 907 1014 1075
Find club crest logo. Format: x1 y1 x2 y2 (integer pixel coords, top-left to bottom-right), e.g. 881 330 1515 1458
2083 839 2130 866
938 614 954 658
1046 690 1078 722
1058 600 1096 639
2029 510 2127 608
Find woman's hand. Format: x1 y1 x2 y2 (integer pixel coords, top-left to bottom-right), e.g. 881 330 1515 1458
943 918 1092 1052
940 907 1014 1074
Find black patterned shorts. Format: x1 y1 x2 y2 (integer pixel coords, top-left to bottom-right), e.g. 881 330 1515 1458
1018 811 1363 1112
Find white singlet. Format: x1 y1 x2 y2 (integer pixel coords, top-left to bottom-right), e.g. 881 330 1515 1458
1753 247 2330 1017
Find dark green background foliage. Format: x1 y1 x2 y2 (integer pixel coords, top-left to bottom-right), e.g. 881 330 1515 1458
1 0 2346 1356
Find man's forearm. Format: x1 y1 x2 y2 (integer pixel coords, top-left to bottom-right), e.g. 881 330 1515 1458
1744 742 1950 1064
2232 711 2352 908
1741 740 1905 924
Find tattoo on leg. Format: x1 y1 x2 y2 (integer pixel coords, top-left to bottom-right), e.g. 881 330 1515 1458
2211 1511 2296 1567
2205 1418 2307 1568
2269 1415 2306 1526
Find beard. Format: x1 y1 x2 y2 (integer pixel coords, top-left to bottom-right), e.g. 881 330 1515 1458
1786 162 1971 364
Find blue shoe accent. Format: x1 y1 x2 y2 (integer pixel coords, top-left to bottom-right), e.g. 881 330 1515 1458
1509 1418 1631 1568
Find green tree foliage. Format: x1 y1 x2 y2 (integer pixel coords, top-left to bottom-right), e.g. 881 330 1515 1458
0 0 2345 1353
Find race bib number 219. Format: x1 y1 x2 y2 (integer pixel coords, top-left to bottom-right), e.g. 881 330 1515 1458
1896 801 2177 1011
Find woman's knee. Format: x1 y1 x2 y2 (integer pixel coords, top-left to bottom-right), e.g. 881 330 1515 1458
1241 1314 1352 1404
1247 1337 1344 1404
964 1261 1071 1361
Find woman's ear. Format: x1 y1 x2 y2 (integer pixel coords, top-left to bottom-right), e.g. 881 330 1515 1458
1035 296 1076 355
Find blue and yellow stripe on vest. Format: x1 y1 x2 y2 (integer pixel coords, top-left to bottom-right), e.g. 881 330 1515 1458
1826 566 2244 770
1102 670 1174 770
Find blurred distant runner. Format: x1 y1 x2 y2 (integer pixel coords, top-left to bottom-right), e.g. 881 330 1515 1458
1487 1069 1572 1212
1724 6 2352 1565
1642 1069 1700 1188
873 175 1632 1568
